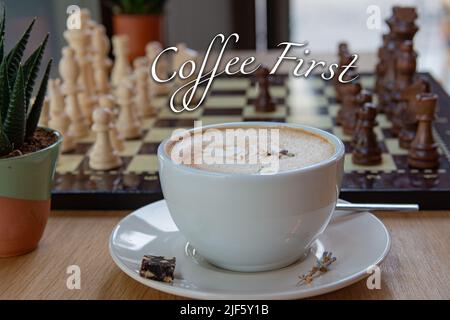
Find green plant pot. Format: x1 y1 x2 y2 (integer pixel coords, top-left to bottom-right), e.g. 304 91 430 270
0 128 62 258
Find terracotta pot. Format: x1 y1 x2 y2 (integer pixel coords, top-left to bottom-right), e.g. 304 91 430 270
113 14 164 61
0 129 61 258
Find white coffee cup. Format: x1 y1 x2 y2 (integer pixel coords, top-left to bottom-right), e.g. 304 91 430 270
158 122 345 272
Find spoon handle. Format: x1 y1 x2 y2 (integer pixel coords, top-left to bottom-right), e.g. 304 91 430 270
336 203 419 212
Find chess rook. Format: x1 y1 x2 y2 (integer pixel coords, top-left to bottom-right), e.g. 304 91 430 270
408 93 440 169
398 77 430 149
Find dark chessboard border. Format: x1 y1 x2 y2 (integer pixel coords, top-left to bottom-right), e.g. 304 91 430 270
51 72 450 210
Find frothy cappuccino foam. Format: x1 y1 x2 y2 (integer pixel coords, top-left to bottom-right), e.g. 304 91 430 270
166 126 335 174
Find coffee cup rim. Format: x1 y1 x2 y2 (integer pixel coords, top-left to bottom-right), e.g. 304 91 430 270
158 121 345 177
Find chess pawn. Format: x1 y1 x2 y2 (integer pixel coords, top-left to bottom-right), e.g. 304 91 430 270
89 108 123 171
408 93 440 169
116 79 141 139
59 47 89 138
134 68 156 118
254 66 275 113
99 95 125 152
111 35 132 87
352 103 382 165
48 79 75 153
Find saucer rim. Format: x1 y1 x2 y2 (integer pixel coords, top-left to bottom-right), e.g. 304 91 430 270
109 200 391 300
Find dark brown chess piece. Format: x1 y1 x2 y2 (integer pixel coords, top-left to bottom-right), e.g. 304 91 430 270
380 7 418 119
336 71 359 127
375 34 389 97
390 40 417 136
352 90 373 145
335 42 350 102
254 66 275 113
408 93 440 169
341 84 371 136
352 103 382 166
398 77 430 149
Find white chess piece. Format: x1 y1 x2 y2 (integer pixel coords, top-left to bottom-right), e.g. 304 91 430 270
48 78 75 153
89 107 123 171
59 47 89 138
172 43 201 105
99 95 125 152
134 67 156 117
92 25 111 95
111 35 132 88
64 29 97 124
116 79 141 139
146 41 170 95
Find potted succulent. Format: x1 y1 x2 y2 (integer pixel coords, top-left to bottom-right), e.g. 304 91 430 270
0 9 59 257
111 0 167 61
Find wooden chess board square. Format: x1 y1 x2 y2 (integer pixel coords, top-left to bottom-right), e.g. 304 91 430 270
384 138 408 155
328 104 340 117
200 116 243 126
332 126 384 142
376 114 391 129
344 153 397 173
361 76 375 88
119 141 143 157
204 96 247 108
144 128 182 143
158 107 203 119
287 115 333 129
56 155 84 173
212 78 251 91
125 155 159 174
153 96 168 109
246 86 288 99
142 118 157 129
324 86 335 98
243 105 287 119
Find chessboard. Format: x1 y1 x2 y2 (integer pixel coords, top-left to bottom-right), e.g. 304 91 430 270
51 72 450 210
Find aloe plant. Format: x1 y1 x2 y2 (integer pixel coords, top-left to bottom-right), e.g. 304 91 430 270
111 0 167 15
0 8 52 157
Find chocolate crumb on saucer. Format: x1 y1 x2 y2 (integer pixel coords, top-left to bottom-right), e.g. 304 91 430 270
139 255 176 283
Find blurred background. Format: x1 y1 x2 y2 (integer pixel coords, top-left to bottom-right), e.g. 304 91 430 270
2 0 450 88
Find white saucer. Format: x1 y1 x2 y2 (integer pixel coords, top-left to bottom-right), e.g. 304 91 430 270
109 200 390 300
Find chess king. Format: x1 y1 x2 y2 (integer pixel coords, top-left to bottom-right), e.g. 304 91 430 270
151 33 359 113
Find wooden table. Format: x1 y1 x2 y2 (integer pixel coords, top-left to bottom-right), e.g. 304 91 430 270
0 210 449 300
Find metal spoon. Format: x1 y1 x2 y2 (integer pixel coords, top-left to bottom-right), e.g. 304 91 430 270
336 203 419 212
